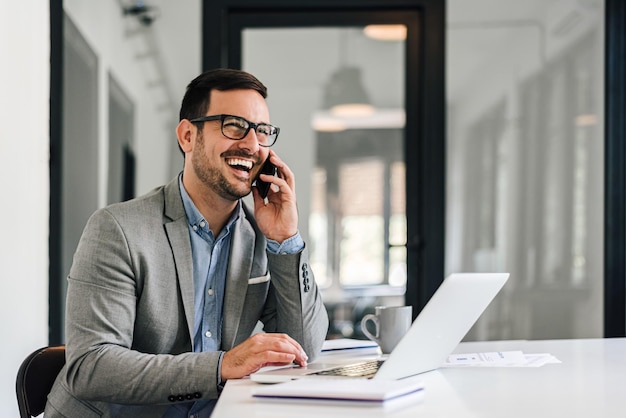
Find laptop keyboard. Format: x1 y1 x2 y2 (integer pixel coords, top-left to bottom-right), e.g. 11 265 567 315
310 360 385 379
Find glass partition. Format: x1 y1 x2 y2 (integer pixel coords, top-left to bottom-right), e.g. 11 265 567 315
447 0 605 340
243 27 406 338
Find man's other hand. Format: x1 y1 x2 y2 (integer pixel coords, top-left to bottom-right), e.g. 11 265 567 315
220 333 308 380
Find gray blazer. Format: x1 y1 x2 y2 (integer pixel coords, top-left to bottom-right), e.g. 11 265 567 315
45 177 329 417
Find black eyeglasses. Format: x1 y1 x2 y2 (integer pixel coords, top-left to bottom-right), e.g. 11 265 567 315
189 114 280 147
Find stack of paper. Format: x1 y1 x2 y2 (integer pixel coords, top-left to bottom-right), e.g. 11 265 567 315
444 351 561 367
321 338 380 356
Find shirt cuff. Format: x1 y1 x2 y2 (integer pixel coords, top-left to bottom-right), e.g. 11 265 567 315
266 232 304 254
217 351 225 391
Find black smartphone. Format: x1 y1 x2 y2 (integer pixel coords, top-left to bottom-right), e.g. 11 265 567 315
255 158 277 199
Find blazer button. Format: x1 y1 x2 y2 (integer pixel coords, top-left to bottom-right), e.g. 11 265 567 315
168 395 176 402
186 393 194 400
302 263 308 271
304 284 310 292
194 392 202 398
177 394 185 401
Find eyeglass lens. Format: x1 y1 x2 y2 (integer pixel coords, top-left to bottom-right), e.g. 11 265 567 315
222 115 278 146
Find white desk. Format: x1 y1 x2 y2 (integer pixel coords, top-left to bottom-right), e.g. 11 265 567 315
212 338 626 417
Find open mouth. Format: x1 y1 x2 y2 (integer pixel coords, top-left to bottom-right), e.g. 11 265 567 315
226 157 254 175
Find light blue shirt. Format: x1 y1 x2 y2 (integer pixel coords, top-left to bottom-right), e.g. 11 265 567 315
165 176 303 418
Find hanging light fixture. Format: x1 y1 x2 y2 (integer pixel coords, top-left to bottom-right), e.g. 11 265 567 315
323 66 375 117
321 29 375 118
312 27 406 132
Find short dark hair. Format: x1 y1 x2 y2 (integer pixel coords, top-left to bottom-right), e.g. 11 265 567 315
179 68 268 122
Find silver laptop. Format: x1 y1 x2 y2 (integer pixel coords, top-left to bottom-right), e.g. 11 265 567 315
251 272 509 383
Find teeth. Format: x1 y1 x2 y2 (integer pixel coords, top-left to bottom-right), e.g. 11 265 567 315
226 158 253 170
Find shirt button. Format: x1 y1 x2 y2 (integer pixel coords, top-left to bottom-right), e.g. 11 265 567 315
200 221 206 228
205 331 212 338
192 225 198 231
208 289 214 296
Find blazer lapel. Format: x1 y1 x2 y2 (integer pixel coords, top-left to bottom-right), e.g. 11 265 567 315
221 206 255 349
163 177 196 344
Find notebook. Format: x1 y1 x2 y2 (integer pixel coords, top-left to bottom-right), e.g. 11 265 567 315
250 272 509 383
252 376 425 407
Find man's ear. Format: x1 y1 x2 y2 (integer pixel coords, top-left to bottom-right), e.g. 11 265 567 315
176 119 195 153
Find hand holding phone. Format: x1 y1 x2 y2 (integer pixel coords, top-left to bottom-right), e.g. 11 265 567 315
255 158 277 199
252 153 299 242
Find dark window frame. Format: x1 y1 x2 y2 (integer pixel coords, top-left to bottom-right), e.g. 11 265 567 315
604 0 626 337
202 0 446 320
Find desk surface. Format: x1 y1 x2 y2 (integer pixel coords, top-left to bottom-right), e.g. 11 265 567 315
212 338 626 418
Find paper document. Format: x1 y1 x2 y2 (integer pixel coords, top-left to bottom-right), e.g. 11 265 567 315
444 351 561 367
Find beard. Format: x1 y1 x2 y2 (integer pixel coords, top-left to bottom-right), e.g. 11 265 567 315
191 131 251 201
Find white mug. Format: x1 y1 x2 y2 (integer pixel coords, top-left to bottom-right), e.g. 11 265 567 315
361 306 412 354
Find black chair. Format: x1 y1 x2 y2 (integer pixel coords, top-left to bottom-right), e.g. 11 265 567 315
16 346 66 418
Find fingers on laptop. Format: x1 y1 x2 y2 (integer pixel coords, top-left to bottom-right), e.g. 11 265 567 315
221 333 308 379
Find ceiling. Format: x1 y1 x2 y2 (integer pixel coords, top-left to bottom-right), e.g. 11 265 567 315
126 0 602 115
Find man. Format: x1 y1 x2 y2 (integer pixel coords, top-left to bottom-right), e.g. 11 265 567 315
45 68 329 417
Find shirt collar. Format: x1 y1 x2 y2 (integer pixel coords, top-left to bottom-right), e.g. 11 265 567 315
178 174 241 236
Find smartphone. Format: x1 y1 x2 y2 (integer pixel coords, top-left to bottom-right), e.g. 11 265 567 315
255 158 277 199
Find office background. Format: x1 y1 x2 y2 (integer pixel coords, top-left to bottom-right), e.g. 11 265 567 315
2 0 623 416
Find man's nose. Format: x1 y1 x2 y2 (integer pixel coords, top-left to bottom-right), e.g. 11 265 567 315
237 128 261 153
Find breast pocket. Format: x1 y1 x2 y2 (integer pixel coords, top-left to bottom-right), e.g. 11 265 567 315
245 277 270 299
248 272 270 285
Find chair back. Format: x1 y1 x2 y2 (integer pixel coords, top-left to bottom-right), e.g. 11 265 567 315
16 345 66 418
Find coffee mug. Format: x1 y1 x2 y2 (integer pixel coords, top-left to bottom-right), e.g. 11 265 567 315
360 306 412 354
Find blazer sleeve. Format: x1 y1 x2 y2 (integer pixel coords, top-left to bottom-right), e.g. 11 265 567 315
261 245 329 361
61 208 222 404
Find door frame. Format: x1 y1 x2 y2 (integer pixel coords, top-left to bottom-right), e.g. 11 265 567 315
605 0 626 337
202 0 446 317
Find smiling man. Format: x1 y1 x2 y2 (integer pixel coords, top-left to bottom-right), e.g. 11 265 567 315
45 69 329 418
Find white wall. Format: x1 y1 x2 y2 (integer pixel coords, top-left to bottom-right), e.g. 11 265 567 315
0 2 50 416
0 2 199 415
64 0 200 198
